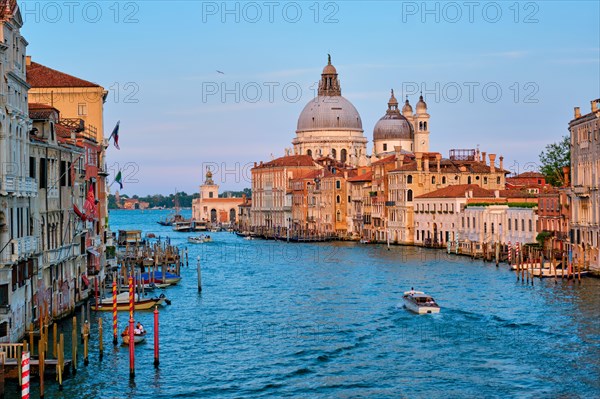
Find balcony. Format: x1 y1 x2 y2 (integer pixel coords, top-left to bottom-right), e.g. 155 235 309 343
573 186 590 197
1 236 39 263
0 175 37 197
43 243 82 266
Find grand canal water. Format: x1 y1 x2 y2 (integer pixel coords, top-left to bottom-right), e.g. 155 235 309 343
9 209 600 398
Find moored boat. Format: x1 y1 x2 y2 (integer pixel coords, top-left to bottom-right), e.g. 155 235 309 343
92 292 166 311
402 290 440 314
121 329 147 345
188 235 212 244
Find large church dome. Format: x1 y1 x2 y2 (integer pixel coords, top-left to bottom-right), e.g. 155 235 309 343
373 90 413 140
297 96 362 132
296 54 363 133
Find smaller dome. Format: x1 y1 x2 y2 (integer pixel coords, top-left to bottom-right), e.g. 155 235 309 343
373 93 414 141
402 98 413 115
416 95 427 114
388 89 398 107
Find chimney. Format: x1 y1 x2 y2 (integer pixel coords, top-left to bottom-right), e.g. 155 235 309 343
416 152 423 171
395 146 404 169
592 100 598 113
26 56 31 66
489 154 496 173
436 153 441 172
563 166 570 187
499 156 504 171
481 152 487 165
574 107 581 118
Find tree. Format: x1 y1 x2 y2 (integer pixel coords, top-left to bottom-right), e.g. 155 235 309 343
539 136 570 187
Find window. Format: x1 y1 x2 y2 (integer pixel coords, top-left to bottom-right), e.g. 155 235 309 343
442 176 446 184
0 284 7 306
0 321 7 338
307 149 312 156
529 219 532 232
407 189 413 202
521 219 525 231
468 176 472 184
484 223 487 234
29 157 36 179
497 176 501 185
336 195 341 204
407 175 413 184
473 217 476 228
484 177 488 184
341 149 347 163
60 161 67 187
78 103 87 116
515 219 518 231
383 143 387 151
331 149 337 159
508 219 511 230
39 158 47 189
432 176 436 184
336 180 341 189
209 192 214 198
462 217 465 228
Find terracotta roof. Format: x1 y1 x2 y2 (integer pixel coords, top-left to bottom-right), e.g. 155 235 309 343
371 155 396 166
348 171 373 182
510 172 544 179
391 159 508 174
253 155 317 169
499 189 538 198
29 106 58 120
291 170 322 181
27 61 101 88
416 184 495 199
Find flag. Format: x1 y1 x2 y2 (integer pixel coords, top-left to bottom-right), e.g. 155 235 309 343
109 121 120 150
115 171 123 189
73 204 86 221
84 185 97 220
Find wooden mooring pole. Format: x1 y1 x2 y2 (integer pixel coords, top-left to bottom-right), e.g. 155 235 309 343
153 306 159 367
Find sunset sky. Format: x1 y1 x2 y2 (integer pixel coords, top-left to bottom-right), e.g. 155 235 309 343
22 0 600 195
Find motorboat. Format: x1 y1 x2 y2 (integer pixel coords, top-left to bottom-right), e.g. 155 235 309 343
140 271 181 285
188 235 212 244
402 290 440 314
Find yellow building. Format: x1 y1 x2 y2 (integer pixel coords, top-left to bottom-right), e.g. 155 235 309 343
26 57 111 271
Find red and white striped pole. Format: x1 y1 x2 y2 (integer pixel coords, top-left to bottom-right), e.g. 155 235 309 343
94 276 99 310
128 317 135 379
153 306 159 367
128 275 134 320
112 279 118 345
508 241 512 263
21 351 30 399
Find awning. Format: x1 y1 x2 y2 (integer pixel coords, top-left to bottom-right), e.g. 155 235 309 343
87 247 100 257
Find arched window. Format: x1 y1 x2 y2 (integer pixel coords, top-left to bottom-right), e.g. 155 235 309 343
419 121 423 130
336 210 341 222
341 149 347 163
336 180 341 189
432 176 436 184
336 195 341 204
407 175 413 184
229 208 236 222
424 121 427 130
331 149 337 159
407 189 413 202
497 176 500 184
307 149 312 156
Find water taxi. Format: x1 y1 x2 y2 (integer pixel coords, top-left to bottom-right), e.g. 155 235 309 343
92 292 166 311
402 290 440 314
188 235 212 244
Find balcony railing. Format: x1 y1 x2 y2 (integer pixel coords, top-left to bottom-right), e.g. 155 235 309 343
0 175 37 196
43 243 82 266
1 236 39 263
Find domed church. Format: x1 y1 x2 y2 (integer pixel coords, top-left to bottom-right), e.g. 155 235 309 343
292 55 368 166
372 91 430 157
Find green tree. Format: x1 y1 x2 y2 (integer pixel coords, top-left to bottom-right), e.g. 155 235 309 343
539 136 570 187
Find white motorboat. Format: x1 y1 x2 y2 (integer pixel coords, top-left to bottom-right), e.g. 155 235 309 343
188 235 212 244
402 290 440 314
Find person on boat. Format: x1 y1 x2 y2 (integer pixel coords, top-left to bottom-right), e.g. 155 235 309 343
136 322 145 334
122 325 129 337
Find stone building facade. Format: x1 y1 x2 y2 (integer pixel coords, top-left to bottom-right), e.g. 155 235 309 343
569 99 600 271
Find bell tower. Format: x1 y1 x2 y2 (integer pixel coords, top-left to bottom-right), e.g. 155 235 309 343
200 168 219 199
414 94 430 153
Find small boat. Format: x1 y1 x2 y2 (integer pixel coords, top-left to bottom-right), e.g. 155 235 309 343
188 235 212 244
93 292 166 311
121 330 147 345
359 239 371 244
140 271 181 285
173 221 193 232
244 236 254 240
402 290 440 314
